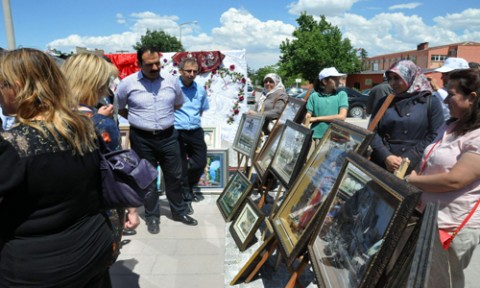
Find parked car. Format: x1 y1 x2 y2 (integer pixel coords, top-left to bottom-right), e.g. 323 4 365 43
293 87 369 118
286 87 306 98
247 84 256 104
338 87 369 118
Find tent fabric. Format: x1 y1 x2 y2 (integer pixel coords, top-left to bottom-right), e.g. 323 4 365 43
104 53 139 79
172 51 225 74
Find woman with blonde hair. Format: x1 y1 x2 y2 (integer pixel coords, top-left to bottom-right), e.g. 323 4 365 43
0 48 113 286
62 53 140 237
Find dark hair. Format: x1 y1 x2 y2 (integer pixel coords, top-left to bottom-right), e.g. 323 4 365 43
136 46 161 64
179 57 198 70
313 77 327 93
469 62 480 69
448 69 480 135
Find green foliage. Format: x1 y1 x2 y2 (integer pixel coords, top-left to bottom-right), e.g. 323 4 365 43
279 14 364 83
249 65 278 86
133 29 184 52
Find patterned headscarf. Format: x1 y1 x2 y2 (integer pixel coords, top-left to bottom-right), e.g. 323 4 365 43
387 60 432 94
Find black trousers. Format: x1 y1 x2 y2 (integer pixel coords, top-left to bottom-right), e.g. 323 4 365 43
129 126 186 220
177 128 208 203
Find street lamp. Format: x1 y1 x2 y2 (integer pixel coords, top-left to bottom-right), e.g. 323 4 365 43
179 21 198 44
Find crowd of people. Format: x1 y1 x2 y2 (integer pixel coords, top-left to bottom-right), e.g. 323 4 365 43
1 45 480 287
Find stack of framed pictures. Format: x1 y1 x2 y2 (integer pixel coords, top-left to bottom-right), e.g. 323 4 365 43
275 97 307 126
271 120 373 267
307 152 422 288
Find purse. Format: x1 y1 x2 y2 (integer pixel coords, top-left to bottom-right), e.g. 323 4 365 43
438 198 480 250
97 135 158 209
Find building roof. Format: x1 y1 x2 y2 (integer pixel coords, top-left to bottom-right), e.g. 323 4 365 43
368 41 480 59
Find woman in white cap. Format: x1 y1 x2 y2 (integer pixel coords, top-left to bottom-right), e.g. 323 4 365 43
305 67 349 142
248 73 288 135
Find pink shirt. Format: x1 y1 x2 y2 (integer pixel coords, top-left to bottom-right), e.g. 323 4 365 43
420 122 480 230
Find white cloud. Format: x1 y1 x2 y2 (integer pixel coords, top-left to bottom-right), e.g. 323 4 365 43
388 3 422 10
433 8 480 31
288 0 359 16
116 13 126 25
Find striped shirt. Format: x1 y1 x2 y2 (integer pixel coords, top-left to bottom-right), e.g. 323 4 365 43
115 71 184 130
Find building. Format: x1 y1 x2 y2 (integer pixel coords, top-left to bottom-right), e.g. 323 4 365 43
347 41 480 91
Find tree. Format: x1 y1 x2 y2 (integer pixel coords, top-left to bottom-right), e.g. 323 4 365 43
133 29 184 52
249 65 279 87
279 14 364 83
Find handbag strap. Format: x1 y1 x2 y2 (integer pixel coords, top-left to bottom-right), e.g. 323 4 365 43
450 198 480 240
367 94 395 131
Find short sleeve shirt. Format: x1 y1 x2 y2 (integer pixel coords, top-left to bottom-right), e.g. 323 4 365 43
115 71 184 130
420 123 480 230
174 79 209 130
306 90 348 139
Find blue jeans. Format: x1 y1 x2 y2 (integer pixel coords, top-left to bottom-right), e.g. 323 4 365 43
129 127 187 220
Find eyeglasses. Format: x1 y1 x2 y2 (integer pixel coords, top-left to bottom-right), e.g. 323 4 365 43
264 79 274 84
182 69 198 74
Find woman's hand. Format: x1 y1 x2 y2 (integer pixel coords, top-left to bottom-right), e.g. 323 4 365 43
246 110 257 115
98 104 114 117
384 155 403 172
124 208 140 230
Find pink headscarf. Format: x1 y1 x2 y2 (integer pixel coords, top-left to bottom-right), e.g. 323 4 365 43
387 60 432 94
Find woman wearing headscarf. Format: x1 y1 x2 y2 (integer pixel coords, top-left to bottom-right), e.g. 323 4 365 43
369 60 445 173
247 73 288 134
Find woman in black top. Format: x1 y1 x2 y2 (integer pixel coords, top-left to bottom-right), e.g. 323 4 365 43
0 48 113 287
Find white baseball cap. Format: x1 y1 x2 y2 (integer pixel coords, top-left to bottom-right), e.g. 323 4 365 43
318 67 346 80
434 57 469 73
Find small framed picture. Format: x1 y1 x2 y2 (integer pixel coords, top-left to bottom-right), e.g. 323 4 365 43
203 127 218 149
229 198 265 252
269 120 312 189
232 114 265 159
216 171 253 222
195 149 228 193
253 123 284 183
307 152 422 288
276 96 307 126
119 125 130 149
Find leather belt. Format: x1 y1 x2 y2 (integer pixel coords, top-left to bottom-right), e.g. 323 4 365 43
131 126 174 137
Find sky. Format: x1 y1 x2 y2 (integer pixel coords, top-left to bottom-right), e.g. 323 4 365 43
1 0 479 69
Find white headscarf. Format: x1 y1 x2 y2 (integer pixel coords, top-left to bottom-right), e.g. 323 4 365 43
258 73 286 112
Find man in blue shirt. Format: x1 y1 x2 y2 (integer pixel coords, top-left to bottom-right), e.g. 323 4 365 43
116 47 198 234
175 57 209 213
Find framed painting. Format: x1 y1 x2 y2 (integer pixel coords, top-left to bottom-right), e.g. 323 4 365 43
276 96 307 126
271 120 374 266
269 120 312 189
119 125 130 149
229 198 265 252
307 151 422 288
216 171 253 222
195 149 228 193
232 114 265 159
203 127 218 149
253 123 284 183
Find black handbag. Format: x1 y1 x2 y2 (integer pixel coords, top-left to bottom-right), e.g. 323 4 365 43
97 135 158 209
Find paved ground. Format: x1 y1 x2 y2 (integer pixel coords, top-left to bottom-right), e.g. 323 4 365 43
109 118 479 287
